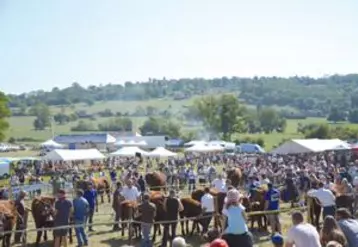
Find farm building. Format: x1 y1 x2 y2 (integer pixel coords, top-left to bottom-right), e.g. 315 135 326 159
53 133 116 151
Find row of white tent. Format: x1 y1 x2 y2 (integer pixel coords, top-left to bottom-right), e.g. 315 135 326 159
40 139 149 148
41 142 228 161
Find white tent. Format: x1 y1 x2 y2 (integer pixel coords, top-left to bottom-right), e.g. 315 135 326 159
42 149 105 161
271 138 351 154
185 144 224 153
109 146 149 157
40 139 64 148
148 147 177 157
115 140 148 147
184 140 208 147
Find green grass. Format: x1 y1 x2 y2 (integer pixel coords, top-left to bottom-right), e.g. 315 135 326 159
6 97 358 151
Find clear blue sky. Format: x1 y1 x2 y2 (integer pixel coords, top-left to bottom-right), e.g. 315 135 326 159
1 0 358 94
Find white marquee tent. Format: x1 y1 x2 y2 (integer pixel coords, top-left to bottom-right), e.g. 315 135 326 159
184 140 207 147
271 138 351 154
148 147 177 157
110 146 149 157
185 144 225 153
42 149 105 161
115 140 148 147
40 139 64 148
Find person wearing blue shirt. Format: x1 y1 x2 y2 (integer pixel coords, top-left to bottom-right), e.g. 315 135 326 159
264 183 281 234
73 190 89 247
83 183 97 232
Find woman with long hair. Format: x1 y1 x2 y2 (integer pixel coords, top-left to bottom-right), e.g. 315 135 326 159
221 189 253 247
320 215 347 247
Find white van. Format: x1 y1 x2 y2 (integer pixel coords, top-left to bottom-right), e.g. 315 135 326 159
0 162 10 179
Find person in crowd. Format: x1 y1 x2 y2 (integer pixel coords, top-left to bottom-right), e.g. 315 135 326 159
83 183 97 232
209 238 229 247
172 237 187 247
188 168 197 192
212 174 226 192
285 211 321 247
265 183 282 234
271 233 284 247
53 189 73 247
307 182 336 219
14 190 27 244
201 187 215 234
137 175 146 193
121 179 140 202
161 189 184 247
138 193 156 247
112 181 123 231
73 189 89 247
110 169 117 189
336 208 358 247
222 189 253 247
320 215 347 247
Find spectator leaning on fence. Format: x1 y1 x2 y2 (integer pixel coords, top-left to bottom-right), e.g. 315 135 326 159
73 189 89 247
201 187 215 234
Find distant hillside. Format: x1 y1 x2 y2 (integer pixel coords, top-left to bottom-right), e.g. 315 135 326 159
7 74 358 116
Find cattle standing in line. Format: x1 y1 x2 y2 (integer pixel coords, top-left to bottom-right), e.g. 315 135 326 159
0 200 16 247
179 197 203 236
120 200 140 238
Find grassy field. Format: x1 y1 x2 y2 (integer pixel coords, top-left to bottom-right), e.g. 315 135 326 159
5 97 358 151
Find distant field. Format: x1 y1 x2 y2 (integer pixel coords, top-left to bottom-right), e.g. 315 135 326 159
5 98 358 151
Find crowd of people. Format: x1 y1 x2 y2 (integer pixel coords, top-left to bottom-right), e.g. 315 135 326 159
2 150 358 247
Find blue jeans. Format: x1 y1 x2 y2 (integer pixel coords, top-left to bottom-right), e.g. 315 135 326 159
74 220 88 246
141 223 152 247
323 205 336 220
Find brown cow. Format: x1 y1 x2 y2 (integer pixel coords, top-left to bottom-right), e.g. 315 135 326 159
145 172 166 191
31 196 74 246
179 197 203 236
0 200 16 247
76 177 111 208
226 168 242 188
191 188 226 230
247 188 267 231
120 200 140 238
149 191 165 242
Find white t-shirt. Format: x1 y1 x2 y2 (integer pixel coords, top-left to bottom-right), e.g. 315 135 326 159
307 188 335 207
286 223 321 247
212 178 226 192
120 186 140 201
201 193 215 213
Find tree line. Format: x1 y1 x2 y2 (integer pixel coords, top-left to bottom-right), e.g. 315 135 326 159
7 74 358 117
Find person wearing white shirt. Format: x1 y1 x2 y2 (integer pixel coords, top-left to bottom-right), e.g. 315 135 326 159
200 187 215 234
285 211 321 247
120 180 140 202
307 182 336 220
212 174 226 192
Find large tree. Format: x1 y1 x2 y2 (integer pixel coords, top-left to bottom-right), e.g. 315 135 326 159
31 103 51 130
193 94 246 140
0 92 10 141
139 117 181 137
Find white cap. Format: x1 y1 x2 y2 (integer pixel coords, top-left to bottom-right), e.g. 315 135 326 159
172 237 187 247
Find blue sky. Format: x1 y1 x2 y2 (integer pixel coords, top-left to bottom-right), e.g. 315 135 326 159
1 0 358 94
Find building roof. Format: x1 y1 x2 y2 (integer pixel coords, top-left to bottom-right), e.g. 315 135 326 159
54 133 116 144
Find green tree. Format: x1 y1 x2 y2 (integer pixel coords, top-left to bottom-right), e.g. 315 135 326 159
31 103 51 130
0 92 10 141
139 117 181 137
257 107 286 133
98 117 133 131
193 94 246 140
71 120 95 131
53 113 70 125
348 109 358 123
304 123 330 139
327 107 346 122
